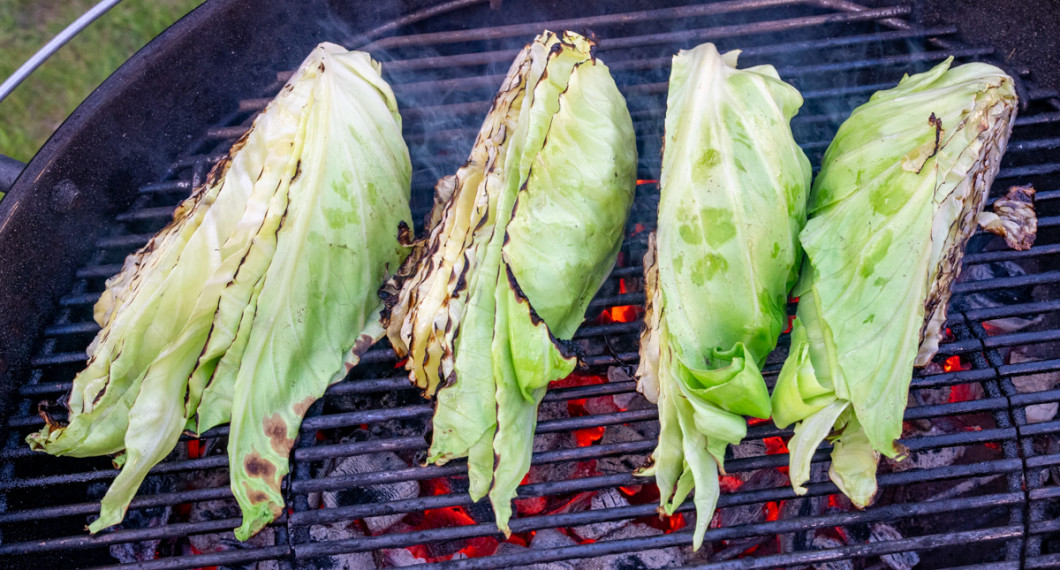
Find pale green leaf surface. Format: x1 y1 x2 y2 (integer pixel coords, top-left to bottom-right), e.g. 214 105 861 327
638 43 810 550
773 58 1017 506
228 46 411 539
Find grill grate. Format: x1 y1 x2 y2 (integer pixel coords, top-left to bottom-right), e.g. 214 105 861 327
2 1 1059 568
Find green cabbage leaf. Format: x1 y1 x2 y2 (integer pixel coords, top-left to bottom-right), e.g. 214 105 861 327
772 58 1017 508
27 42 412 540
385 30 637 536
636 43 810 550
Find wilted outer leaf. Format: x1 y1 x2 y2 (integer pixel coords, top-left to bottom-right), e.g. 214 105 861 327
225 46 411 540
385 30 636 535
26 48 320 464
977 184 1036 251
636 43 810 550
27 43 412 540
772 58 1017 507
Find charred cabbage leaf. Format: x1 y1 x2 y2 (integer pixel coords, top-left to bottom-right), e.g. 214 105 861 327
635 44 810 550
384 30 636 536
978 184 1036 251
772 58 1017 508
27 43 412 540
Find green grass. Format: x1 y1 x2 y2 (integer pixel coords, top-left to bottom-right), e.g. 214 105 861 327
0 0 205 163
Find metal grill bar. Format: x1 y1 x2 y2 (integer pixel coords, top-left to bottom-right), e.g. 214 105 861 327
0 516 268 555
294 494 1024 559
367 0 815 49
422 497 1024 570
93 545 291 570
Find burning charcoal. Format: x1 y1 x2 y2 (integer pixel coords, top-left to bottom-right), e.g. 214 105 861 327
379 547 424 567
597 423 652 475
1009 350 1060 423
959 262 1042 334
494 541 574 570
811 534 853 570
305 523 375 569
779 494 827 554
913 380 984 410
870 523 919 570
607 366 639 411
570 487 632 541
100 476 174 563
185 472 278 560
710 468 788 557
610 383 651 413
884 441 964 472
531 528 578 549
730 438 766 459
717 468 788 528
579 393 621 417
323 451 417 534
913 386 952 407
534 400 571 453
610 390 640 412
579 523 683 569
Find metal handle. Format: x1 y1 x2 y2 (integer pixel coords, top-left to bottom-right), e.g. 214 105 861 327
0 0 125 103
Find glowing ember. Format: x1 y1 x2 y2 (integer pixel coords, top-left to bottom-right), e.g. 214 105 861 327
515 474 547 516
602 278 643 323
184 439 203 459
982 322 1002 335
719 475 743 493
949 383 978 403
762 436 789 474
643 511 687 534
617 484 687 534
764 501 781 522
782 314 796 334
547 491 596 516
763 437 788 455
187 546 218 570
550 373 616 447
636 179 659 185
943 355 971 373
406 507 499 561
618 484 658 505
422 477 451 497
573 423 605 447
551 372 606 390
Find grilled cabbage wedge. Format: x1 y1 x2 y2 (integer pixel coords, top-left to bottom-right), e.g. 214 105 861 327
27 43 413 540
772 58 1018 508
384 30 637 536
636 44 811 550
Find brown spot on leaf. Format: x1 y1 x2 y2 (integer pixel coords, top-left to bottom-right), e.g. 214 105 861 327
351 333 375 359
292 396 315 417
263 413 294 456
241 481 270 505
244 453 278 487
